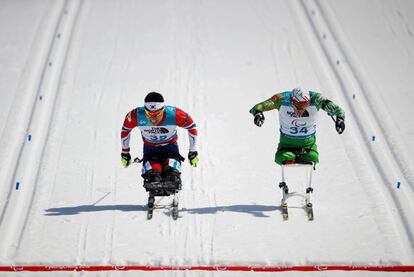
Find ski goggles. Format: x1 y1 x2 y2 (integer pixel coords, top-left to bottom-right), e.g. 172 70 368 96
144 107 165 118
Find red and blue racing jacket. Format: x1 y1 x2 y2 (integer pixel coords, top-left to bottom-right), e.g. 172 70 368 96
121 105 198 154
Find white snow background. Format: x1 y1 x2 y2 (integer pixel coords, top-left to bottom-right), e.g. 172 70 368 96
0 0 414 276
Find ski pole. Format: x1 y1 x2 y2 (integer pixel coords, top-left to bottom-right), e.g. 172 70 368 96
330 115 336 123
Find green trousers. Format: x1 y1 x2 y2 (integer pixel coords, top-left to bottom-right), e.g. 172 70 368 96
275 135 319 165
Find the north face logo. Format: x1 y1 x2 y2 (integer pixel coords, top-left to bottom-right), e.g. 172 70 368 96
144 127 169 134
287 110 309 117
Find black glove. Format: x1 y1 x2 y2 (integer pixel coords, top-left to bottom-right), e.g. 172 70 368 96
254 112 265 127
335 117 345 134
188 151 199 167
121 152 131 168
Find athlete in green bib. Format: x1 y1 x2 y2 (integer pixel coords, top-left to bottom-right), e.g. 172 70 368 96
249 87 345 165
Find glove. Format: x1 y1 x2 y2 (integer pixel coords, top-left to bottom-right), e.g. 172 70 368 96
188 151 199 167
335 117 345 134
121 152 131 168
253 112 265 127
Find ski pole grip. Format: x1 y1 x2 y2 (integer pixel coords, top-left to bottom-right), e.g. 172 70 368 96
134 157 143 163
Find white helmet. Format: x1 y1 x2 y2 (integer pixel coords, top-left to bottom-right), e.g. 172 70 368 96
292 87 311 109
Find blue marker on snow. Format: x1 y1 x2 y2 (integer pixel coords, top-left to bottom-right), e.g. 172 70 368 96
397 181 401 189
16 182 20 190
28 134 32 141
372 135 376 142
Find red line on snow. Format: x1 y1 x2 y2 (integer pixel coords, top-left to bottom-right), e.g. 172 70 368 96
0 265 414 272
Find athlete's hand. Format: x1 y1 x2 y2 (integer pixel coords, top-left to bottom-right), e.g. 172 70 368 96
335 117 345 134
121 152 131 168
188 151 199 167
253 112 265 127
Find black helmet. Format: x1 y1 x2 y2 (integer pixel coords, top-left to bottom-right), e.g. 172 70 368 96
144 91 164 103
144 92 165 112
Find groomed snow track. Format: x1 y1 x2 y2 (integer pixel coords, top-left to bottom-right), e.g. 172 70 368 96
0 0 413 274
298 0 414 258
0 0 83 260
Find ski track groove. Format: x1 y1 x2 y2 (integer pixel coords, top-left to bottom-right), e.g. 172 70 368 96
156 2 211 266
0 0 84 260
257 0 282 86
298 0 414 261
104 161 118 264
81 0 122 262
76 221 87 265
4 0 413 269
103 215 112 263
190 4 212 265
0 0 59 202
83 137 93 263
316 0 414 193
317 0 414 257
0 0 65 236
292 0 406 260
110 4 132 263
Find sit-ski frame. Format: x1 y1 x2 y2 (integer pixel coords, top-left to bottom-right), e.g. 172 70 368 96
133 157 180 220
279 161 314 220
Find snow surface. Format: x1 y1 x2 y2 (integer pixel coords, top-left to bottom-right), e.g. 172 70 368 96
0 0 414 276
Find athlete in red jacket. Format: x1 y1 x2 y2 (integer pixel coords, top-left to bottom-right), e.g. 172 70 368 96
121 92 198 187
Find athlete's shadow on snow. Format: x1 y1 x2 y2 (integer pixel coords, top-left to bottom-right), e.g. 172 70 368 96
44 204 147 216
182 205 282 218
44 204 282 217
